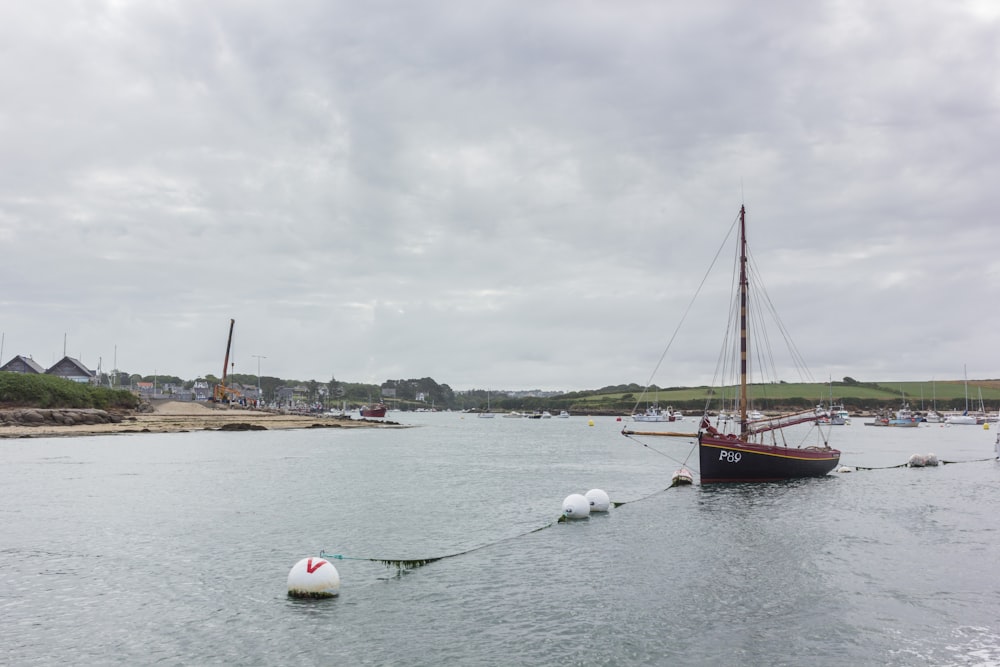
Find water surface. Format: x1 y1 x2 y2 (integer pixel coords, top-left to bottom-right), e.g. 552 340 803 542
2 414 999 665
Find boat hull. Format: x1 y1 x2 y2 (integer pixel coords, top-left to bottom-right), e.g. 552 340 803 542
360 405 387 418
945 415 978 425
699 435 841 483
866 418 920 427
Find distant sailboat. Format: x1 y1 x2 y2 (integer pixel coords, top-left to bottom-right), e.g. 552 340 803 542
946 366 977 425
478 390 495 418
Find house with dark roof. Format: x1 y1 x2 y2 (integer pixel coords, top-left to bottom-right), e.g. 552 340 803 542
45 356 96 384
0 355 46 374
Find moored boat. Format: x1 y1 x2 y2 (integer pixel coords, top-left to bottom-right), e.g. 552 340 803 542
830 405 851 425
359 403 388 418
632 404 669 422
867 404 920 427
622 205 840 484
945 412 978 426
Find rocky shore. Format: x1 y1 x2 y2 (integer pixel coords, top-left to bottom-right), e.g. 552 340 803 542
1 408 125 427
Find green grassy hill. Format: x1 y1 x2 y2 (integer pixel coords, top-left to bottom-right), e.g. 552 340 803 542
555 379 1000 414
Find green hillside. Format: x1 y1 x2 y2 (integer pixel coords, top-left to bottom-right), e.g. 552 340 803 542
556 379 1000 414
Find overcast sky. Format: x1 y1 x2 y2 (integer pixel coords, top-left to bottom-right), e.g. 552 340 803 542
2 0 998 391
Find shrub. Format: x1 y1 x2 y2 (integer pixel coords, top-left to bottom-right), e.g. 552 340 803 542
0 372 140 410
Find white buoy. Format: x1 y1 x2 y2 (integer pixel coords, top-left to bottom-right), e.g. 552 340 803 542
585 488 610 512
287 557 340 598
671 468 694 486
837 465 854 473
562 493 591 519
908 453 940 468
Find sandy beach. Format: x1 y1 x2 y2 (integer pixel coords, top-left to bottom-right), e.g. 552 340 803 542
0 400 396 438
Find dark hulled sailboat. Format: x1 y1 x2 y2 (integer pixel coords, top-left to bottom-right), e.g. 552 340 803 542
623 205 840 483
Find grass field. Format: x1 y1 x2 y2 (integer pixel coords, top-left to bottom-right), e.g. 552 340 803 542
562 379 1000 413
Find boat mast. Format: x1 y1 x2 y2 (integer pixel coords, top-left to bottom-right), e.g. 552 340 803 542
739 205 749 437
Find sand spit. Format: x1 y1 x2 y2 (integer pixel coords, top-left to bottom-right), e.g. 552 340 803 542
0 400 398 439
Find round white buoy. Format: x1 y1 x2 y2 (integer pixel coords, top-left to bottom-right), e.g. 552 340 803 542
287 557 340 598
585 488 611 512
562 493 591 519
837 465 854 473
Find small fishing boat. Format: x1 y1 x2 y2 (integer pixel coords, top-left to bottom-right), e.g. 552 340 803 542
359 403 388 418
830 405 851 425
632 404 670 422
867 404 920 427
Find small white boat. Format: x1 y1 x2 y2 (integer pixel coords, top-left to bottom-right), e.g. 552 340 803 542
541 411 552 419
830 406 851 425
503 411 524 418
633 405 669 422
557 410 570 418
634 405 684 422
923 411 943 423
945 412 978 425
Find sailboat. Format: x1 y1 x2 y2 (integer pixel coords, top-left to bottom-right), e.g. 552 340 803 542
623 205 841 483
478 390 495 418
945 366 977 425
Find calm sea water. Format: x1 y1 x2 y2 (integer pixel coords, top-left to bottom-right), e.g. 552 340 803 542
2 413 999 666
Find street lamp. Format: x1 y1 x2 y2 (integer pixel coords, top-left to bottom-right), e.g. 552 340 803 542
252 355 266 406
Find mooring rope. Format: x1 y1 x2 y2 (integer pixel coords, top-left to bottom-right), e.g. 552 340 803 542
620 429 700 472
319 481 689 572
851 456 996 471
321 519 567 572
318 454 997 573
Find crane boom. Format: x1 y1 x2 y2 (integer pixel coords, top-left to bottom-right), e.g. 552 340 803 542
213 319 238 402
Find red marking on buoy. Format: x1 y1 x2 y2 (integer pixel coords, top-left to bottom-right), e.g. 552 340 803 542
306 558 327 574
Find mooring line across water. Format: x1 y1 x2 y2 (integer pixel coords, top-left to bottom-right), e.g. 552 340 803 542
318 483 687 572
851 456 996 471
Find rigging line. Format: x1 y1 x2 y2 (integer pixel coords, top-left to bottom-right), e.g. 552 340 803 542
705 255 741 418
621 430 701 471
746 249 814 383
633 212 741 413
611 482 687 509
